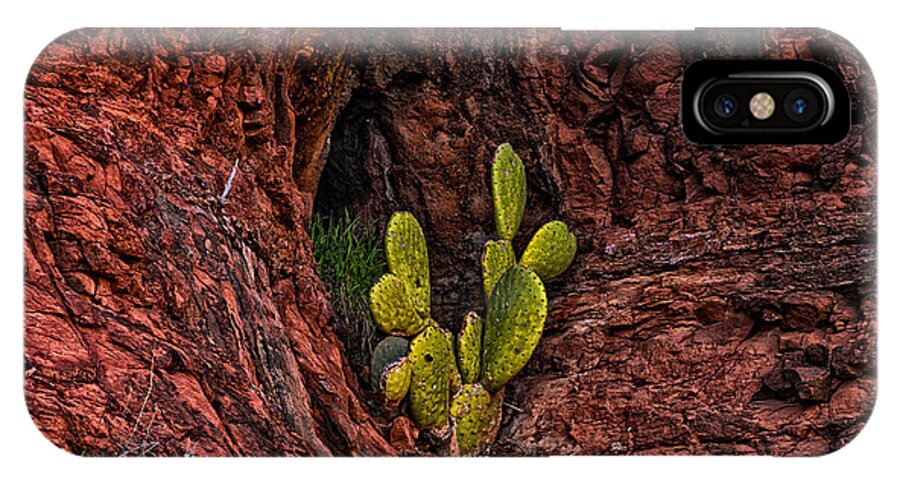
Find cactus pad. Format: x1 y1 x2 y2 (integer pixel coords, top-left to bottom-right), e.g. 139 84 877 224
383 360 412 408
370 336 411 408
481 265 548 392
456 311 483 384
491 143 526 241
370 273 429 336
385 212 431 317
409 325 453 431
444 329 463 396
450 384 504 455
520 220 577 279
481 240 516 300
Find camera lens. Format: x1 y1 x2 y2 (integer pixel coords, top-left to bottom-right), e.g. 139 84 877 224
791 98 808 115
713 94 738 118
784 88 819 123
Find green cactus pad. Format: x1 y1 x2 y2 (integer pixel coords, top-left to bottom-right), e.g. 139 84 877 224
481 239 516 300
450 384 504 456
481 265 548 392
370 336 411 408
409 325 453 430
369 273 428 336
491 143 526 241
385 212 431 318
520 220 577 279
384 360 412 408
456 311 483 384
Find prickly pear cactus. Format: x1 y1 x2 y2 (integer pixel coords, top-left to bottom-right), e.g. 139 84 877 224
369 273 428 336
366 142 575 455
481 240 516 300
385 212 431 318
408 325 453 431
450 384 504 456
481 265 548 392
491 143 526 241
520 220 578 279
456 311 483 384
370 337 412 408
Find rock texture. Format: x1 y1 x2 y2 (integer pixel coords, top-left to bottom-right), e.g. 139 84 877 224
25 28 875 456
25 29 389 456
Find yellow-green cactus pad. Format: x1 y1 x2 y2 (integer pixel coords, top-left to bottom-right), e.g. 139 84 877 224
409 325 452 430
520 220 577 279
491 143 526 241
384 359 412 408
481 240 516 300
481 265 548 392
370 336 411 408
450 384 503 455
456 311 483 384
385 212 431 318
369 273 428 336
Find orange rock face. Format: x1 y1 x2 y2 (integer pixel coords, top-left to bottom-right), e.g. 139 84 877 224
25 29 389 456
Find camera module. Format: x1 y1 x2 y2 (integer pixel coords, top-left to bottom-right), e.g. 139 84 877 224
684 61 847 143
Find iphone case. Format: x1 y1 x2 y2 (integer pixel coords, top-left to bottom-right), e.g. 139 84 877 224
24 28 876 456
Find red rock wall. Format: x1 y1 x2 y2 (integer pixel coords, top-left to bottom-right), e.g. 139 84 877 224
25 29 389 456
25 28 875 456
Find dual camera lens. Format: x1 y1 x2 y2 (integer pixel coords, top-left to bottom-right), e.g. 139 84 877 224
712 89 817 123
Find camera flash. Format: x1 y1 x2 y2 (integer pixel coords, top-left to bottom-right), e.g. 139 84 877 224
750 92 775 120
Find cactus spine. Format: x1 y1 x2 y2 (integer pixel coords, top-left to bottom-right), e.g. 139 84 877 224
368 143 576 455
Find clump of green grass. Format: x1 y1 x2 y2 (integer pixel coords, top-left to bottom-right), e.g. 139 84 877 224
310 211 386 303
309 211 386 368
